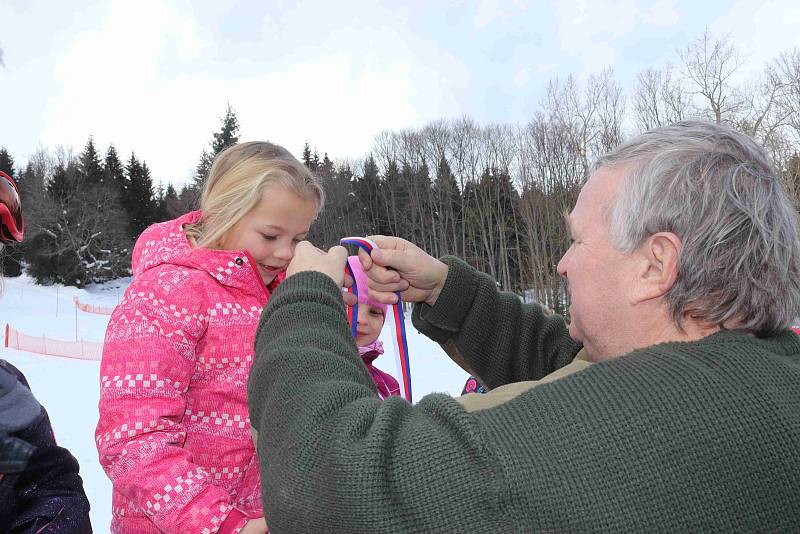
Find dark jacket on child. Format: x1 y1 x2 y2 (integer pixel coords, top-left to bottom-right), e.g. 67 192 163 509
0 359 92 534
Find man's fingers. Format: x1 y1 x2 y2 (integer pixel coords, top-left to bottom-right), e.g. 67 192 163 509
365 291 399 305
342 291 357 306
367 278 409 292
370 247 417 273
363 261 401 284
328 245 347 260
365 235 401 251
357 248 373 271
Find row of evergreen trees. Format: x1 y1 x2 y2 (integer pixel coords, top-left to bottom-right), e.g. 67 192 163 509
0 106 241 286
3 32 799 315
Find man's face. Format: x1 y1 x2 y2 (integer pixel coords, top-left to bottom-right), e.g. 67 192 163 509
557 166 639 361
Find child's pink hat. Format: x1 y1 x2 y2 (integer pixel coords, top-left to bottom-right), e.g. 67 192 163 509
347 256 388 316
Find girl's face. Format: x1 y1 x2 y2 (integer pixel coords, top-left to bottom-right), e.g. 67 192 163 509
356 303 385 346
221 185 318 285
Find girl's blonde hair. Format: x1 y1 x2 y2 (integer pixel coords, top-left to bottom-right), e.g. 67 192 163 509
185 141 324 248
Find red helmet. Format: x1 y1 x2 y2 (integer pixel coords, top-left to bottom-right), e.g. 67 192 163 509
0 170 24 243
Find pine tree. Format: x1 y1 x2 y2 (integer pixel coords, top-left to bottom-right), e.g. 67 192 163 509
0 147 15 178
194 150 213 189
302 141 314 170
319 153 334 180
381 159 405 237
353 155 384 235
211 104 240 155
178 185 197 214
157 183 183 220
193 104 241 190
124 155 157 238
300 142 325 173
79 137 105 185
433 155 461 256
104 145 126 190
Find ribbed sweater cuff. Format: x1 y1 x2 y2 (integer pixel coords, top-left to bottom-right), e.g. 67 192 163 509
412 256 479 343
266 269 347 315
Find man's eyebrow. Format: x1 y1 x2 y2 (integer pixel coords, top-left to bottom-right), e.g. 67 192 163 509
562 211 574 235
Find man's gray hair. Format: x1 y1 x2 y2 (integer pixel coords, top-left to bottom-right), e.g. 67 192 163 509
597 120 800 336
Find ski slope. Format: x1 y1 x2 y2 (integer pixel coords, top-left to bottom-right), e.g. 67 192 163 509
0 274 468 532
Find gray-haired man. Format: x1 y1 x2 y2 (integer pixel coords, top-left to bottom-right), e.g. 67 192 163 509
248 121 800 532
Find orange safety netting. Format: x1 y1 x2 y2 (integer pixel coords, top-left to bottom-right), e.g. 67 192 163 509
73 295 115 315
4 323 103 361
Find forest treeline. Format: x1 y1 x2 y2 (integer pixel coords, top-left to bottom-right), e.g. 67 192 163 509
2 30 799 315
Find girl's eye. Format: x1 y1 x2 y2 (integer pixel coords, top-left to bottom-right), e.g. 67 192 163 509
261 234 277 241
370 310 383 317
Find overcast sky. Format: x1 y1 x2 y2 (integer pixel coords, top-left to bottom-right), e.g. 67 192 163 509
1 0 798 187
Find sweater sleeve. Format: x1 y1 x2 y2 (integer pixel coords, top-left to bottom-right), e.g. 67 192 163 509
95 285 248 534
411 256 580 388
248 272 510 533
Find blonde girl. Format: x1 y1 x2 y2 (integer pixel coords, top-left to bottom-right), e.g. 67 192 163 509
96 142 323 534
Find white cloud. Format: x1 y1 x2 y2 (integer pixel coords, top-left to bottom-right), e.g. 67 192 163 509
554 0 639 72
710 0 800 82
514 67 531 86
474 0 505 29
36 0 470 186
641 0 680 27
7 0 800 190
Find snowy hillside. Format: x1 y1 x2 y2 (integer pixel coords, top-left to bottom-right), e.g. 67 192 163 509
0 275 468 532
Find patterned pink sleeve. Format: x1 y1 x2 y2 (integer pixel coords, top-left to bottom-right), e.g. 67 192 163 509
95 286 248 533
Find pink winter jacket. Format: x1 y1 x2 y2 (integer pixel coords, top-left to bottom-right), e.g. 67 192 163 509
96 211 281 534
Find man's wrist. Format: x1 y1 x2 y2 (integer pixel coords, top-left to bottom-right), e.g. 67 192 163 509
425 261 449 307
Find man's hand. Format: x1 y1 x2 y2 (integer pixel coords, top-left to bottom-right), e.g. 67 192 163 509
286 242 356 306
359 236 449 307
287 241 348 285
240 517 268 534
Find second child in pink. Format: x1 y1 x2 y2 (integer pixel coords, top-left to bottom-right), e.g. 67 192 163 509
347 256 400 399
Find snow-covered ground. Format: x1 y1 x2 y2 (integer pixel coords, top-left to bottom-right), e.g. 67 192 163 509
0 274 467 533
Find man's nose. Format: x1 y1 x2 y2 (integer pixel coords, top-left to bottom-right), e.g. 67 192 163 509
556 254 567 277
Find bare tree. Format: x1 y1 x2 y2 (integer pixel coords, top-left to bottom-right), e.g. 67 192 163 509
773 48 800 145
680 29 743 124
633 66 693 131
544 68 625 177
516 114 584 314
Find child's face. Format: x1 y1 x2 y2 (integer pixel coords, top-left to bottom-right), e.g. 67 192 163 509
356 303 385 346
221 185 318 285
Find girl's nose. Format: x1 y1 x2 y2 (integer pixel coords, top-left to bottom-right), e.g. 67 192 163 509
274 243 294 260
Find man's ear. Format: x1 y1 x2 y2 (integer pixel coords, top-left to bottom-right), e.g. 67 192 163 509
631 232 681 304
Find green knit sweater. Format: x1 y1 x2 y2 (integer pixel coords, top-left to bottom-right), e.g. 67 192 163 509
248 256 800 532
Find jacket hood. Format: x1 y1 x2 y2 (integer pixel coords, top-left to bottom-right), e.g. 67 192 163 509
131 211 285 296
